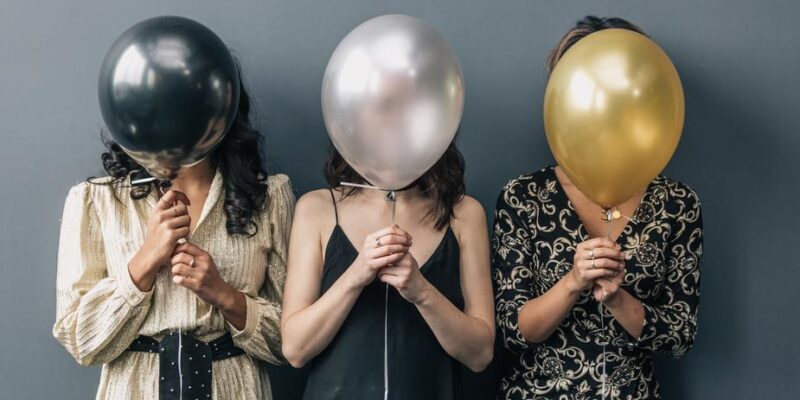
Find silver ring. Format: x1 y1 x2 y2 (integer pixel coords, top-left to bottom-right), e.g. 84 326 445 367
188 256 195 267
375 237 381 247
588 249 595 260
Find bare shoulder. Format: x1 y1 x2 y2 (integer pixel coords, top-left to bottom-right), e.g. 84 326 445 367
451 195 488 235
295 188 335 222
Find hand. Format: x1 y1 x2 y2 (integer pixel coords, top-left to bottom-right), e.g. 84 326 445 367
593 248 631 303
378 251 432 305
128 190 191 291
170 242 236 308
345 225 412 288
566 237 624 293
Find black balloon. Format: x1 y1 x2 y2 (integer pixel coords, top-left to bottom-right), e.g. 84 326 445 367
98 16 240 179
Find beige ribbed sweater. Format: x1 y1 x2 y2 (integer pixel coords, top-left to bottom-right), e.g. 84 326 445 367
53 170 294 400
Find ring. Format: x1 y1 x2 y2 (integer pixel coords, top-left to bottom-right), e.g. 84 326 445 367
189 257 195 267
376 237 381 247
591 258 596 269
588 249 595 260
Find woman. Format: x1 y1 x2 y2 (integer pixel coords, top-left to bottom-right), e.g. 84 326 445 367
493 16 704 399
280 142 495 399
53 82 294 399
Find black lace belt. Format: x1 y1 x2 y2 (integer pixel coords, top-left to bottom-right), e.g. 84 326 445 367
126 331 245 399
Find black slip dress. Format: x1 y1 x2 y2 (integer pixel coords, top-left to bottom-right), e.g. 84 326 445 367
302 189 465 400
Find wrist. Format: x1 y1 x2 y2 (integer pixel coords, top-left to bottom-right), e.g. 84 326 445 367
342 263 370 290
562 271 583 296
213 284 240 311
602 286 627 309
411 280 435 307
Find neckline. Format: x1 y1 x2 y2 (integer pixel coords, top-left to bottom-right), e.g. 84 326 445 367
330 224 454 273
144 168 224 239
547 165 655 244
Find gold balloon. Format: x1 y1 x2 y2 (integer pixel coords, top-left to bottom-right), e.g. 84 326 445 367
544 29 684 209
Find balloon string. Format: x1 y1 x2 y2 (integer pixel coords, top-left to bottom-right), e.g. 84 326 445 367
599 209 614 400
341 182 394 400
384 192 396 400
341 182 378 190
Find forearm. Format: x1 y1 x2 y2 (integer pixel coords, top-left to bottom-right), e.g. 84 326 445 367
281 268 364 367
54 276 153 366
128 250 160 292
217 288 248 330
605 288 645 339
518 275 581 343
415 285 494 372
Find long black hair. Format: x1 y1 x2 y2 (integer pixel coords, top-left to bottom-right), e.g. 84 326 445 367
92 68 269 237
324 140 466 231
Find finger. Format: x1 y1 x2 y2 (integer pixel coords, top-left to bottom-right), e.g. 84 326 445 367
171 227 190 242
170 252 194 266
374 234 412 247
370 244 410 258
171 263 199 279
378 273 403 288
158 190 191 209
174 241 206 257
578 258 623 271
167 215 191 229
172 201 189 217
387 224 413 241
580 237 620 251
367 226 401 242
368 251 405 269
173 274 200 291
377 265 407 277
368 225 413 244
583 268 619 280
583 247 623 261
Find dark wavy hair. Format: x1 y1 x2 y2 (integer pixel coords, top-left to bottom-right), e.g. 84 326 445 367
547 16 647 74
324 139 465 231
92 71 269 237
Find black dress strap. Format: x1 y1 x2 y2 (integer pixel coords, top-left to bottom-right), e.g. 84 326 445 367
328 188 339 225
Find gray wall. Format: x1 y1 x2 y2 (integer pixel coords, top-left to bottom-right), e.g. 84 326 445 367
1 0 798 398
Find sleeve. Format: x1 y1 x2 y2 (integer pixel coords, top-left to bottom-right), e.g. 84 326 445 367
227 174 295 364
52 182 154 366
629 187 703 357
491 180 536 355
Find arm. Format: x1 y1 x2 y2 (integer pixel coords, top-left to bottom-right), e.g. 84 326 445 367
381 197 495 372
621 189 703 357
225 174 296 364
280 191 410 368
170 175 296 364
492 183 622 347
52 183 154 366
491 183 537 354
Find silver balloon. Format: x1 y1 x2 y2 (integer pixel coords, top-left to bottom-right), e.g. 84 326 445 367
321 14 465 190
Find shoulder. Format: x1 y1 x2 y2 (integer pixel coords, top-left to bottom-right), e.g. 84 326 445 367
294 188 335 221
266 173 293 196
264 173 296 210
451 195 488 235
63 176 122 207
495 166 557 206
655 175 702 209
454 194 486 221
